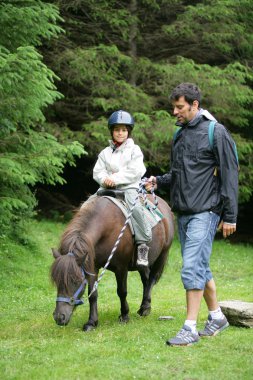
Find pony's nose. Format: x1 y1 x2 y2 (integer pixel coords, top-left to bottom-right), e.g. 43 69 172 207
53 311 66 325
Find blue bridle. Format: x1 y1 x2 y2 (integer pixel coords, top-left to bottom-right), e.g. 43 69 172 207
56 252 88 307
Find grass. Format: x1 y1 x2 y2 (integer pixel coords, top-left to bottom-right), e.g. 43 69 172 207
0 219 253 380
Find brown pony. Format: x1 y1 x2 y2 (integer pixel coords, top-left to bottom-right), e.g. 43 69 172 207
51 195 174 331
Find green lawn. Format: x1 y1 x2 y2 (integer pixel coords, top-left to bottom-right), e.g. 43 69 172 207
0 219 252 380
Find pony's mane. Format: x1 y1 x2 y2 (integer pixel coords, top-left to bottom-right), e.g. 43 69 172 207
51 255 83 292
51 199 97 290
61 201 95 261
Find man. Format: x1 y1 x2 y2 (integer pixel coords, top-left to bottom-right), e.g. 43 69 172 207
146 83 238 346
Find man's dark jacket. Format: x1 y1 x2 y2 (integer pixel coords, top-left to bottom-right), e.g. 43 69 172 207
156 112 238 223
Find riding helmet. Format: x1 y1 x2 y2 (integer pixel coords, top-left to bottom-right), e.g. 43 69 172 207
108 110 134 130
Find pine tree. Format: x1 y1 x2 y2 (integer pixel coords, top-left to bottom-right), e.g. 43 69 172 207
0 1 85 235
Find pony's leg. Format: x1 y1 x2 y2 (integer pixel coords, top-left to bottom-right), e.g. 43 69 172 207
115 270 130 323
137 267 154 317
83 278 99 332
138 245 170 316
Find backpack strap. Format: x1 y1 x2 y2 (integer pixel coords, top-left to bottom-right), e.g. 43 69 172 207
208 120 239 166
173 127 182 141
208 120 216 149
232 141 239 165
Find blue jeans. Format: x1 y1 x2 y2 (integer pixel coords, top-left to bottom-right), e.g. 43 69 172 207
177 211 220 290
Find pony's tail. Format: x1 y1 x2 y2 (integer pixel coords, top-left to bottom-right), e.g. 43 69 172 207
150 247 170 284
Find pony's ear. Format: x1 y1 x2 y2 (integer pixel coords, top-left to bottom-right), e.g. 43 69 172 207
52 248 60 259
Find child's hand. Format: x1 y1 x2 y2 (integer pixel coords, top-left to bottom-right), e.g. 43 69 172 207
103 177 116 188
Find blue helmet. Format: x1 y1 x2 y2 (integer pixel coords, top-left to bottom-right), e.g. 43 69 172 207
108 110 134 129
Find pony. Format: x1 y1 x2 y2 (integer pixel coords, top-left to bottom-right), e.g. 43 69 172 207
51 194 174 331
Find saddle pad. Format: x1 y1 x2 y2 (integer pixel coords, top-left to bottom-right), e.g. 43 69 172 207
81 195 163 236
102 196 135 235
103 196 163 234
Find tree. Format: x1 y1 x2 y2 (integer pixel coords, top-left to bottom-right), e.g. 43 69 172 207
0 0 85 236
162 0 253 66
43 0 253 205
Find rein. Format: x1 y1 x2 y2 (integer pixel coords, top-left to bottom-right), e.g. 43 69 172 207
88 178 157 298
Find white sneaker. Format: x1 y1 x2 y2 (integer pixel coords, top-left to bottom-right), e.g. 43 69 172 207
198 315 229 337
167 325 200 346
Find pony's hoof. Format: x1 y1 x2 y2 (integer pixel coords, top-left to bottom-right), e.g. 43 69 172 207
137 307 151 317
118 315 130 323
83 323 96 332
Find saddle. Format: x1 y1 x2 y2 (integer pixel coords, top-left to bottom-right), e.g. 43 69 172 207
96 189 163 234
96 188 125 201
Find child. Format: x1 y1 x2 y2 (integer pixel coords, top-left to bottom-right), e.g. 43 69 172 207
93 110 151 266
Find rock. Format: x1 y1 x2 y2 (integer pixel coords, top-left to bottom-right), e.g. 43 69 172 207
219 300 253 328
158 316 174 321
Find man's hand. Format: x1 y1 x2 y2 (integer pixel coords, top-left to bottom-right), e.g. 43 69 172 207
103 177 116 188
145 176 157 192
218 221 236 238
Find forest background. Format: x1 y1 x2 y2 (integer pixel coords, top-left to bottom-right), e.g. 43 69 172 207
1 0 253 240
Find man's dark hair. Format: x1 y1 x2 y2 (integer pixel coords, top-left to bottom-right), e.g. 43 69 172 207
170 83 201 106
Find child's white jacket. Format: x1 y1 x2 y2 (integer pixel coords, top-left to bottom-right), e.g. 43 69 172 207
93 138 146 190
